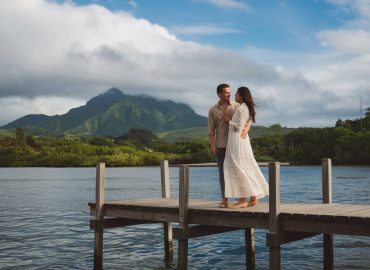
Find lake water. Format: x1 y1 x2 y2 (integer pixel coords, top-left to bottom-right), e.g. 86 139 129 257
0 165 369 269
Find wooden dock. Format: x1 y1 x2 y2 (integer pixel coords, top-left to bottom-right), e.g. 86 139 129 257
89 159 370 269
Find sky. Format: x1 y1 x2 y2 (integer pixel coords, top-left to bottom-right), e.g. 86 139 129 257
0 0 370 128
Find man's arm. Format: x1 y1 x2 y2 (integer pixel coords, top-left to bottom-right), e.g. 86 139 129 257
208 109 217 156
208 133 217 156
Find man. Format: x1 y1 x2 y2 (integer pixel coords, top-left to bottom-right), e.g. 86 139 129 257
208 83 242 208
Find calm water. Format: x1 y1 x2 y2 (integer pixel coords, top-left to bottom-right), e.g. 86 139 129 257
0 166 369 270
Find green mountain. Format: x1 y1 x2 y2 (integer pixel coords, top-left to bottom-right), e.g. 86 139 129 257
157 124 295 142
2 88 207 137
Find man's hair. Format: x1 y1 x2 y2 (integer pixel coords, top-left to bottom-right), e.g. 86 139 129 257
216 83 230 95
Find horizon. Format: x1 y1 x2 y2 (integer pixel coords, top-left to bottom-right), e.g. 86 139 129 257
0 1 370 128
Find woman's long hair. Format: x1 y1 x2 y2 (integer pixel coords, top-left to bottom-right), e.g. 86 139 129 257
237 86 256 123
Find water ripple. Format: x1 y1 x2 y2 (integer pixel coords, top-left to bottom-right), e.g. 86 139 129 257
0 166 369 269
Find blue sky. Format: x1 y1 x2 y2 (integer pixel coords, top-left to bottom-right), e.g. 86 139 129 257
72 0 352 51
0 0 369 127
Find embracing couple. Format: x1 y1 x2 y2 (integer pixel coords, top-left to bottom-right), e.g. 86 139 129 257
208 84 269 209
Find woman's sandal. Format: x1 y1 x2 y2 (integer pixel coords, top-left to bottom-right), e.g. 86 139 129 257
219 201 228 208
247 200 257 207
230 202 248 208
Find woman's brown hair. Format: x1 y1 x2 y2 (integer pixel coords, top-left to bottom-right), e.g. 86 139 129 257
237 86 256 123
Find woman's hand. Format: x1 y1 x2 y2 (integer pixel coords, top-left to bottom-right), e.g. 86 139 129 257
240 119 251 139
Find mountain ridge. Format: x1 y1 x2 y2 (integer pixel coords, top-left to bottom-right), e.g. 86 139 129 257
2 88 207 136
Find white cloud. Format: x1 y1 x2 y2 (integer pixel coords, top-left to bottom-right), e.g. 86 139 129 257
326 0 370 18
0 96 84 126
194 0 252 12
171 24 241 35
0 0 369 129
128 0 137 9
317 29 370 54
0 0 271 126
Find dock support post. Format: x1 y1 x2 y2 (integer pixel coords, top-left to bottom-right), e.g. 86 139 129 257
94 163 105 270
178 165 189 270
322 158 333 270
160 160 173 263
245 228 255 270
268 162 281 270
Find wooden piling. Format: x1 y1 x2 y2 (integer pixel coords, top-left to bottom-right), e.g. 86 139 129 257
160 160 173 263
88 161 370 269
94 163 105 270
178 165 189 270
268 162 281 270
322 158 333 270
245 228 255 270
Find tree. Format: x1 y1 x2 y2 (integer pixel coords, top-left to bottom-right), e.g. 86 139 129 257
15 128 26 148
365 107 370 117
335 119 344 128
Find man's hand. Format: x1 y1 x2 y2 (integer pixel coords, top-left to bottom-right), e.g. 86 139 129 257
211 145 218 156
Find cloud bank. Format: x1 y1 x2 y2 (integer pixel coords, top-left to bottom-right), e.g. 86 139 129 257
0 0 369 128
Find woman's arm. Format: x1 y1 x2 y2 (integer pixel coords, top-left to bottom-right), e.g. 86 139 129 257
230 105 251 134
240 118 251 138
229 107 248 131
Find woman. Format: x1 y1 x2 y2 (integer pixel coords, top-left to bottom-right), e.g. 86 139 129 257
222 86 269 208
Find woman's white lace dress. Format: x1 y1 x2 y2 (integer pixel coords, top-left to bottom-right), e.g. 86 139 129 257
223 103 269 199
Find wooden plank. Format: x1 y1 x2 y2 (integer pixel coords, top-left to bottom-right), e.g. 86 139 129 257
323 233 333 270
322 158 332 204
280 203 326 213
89 198 370 234
282 231 318 245
95 163 105 219
161 160 173 262
322 158 333 270
189 202 269 214
292 204 370 217
94 163 105 270
90 218 156 230
161 160 170 198
245 228 256 270
279 203 310 212
164 222 173 262
179 165 189 228
94 230 103 270
92 199 370 219
104 208 179 223
189 209 269 222
281 218 370 236
189 213 269 229
320 205 368 216
345 207 370 217
103 199 180 212
178 165 189 270
267 231 319 246
173 225 241 239
268 162 281 270
269 162 280 233
112 198 175 206
283 203 337 215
